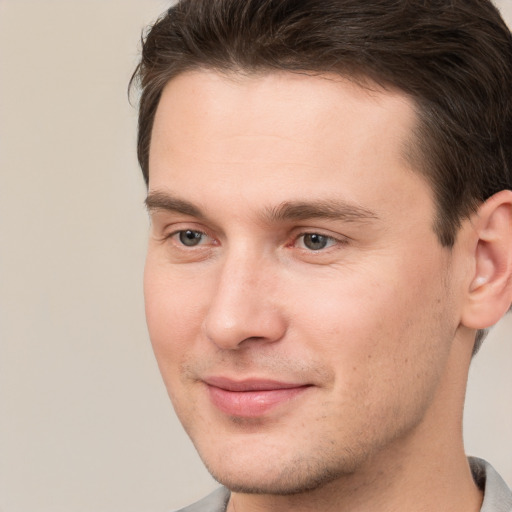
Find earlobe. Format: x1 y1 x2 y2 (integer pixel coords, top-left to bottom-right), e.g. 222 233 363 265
461 190 512 330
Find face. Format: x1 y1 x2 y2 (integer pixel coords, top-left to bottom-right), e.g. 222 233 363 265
144 70 464 494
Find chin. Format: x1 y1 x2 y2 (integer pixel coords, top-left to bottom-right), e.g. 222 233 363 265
198 444 362 496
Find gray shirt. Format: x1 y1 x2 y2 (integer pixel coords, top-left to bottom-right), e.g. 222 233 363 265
175 457 512 512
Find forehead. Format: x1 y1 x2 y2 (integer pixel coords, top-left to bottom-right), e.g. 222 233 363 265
148 70 430 222
151 69 416 157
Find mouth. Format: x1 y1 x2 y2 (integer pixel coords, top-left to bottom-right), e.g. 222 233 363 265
203 376 312 417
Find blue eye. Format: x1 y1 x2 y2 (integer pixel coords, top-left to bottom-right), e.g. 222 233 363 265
301 233 333 251
178 230 204 247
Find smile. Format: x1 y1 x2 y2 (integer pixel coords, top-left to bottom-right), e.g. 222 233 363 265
204 377 312 417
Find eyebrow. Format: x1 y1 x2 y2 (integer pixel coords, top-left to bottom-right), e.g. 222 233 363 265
262 200 379 224
145 191 379 224
145 192 205 218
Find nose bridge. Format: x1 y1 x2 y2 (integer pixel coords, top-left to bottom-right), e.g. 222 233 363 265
203 244 285 349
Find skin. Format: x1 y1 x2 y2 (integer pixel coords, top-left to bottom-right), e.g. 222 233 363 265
144 70 510 512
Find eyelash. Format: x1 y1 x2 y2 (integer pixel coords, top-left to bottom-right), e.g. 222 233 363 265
293 232 343 251
167 229 347 252
167 229 212 247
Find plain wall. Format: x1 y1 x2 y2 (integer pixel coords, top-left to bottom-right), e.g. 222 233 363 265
0 1 511 511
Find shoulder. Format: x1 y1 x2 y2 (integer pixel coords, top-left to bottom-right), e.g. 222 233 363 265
469 457 512 512
172 487 231 512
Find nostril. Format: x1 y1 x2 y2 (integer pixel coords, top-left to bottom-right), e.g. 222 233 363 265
203 305 287 350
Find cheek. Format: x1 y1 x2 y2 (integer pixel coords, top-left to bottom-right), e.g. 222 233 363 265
143 260 213 425
289 254 453 382
143 258 209 372
290 271 451 446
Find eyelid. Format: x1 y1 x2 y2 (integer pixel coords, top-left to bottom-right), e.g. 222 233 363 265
155 219 217 245
157 222 349 253
166 227 206 238
292 229 349 249
167 228 214 246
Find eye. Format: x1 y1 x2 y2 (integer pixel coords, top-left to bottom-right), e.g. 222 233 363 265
297 233 337 251
176 229 206 247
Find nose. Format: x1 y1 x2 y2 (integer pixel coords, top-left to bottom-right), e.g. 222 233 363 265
203 252 287 350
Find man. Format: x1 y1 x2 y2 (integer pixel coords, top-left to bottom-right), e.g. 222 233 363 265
131 1 512 511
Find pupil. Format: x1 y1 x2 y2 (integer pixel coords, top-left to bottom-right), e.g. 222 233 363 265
304 233 327 250
179 230 202 246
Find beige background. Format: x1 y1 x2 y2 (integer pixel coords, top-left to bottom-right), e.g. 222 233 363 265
0 1 511 511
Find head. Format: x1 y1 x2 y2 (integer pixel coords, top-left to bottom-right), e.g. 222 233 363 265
133 0 512 498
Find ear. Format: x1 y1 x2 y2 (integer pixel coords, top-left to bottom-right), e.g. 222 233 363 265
461 190 512 330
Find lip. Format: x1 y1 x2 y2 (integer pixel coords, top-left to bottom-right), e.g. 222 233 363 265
204 377 311 417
